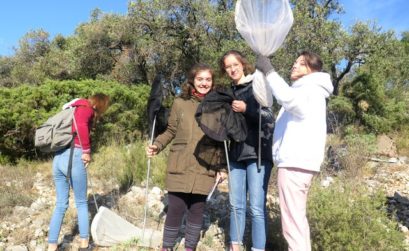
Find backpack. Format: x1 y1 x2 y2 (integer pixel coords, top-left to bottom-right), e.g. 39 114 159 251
34 106 77 153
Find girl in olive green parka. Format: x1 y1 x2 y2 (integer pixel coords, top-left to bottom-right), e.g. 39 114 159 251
146 63 225 251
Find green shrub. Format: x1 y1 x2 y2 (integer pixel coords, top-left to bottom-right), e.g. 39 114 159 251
340 73 409 135
327 96 356 134
0 80 151 162
308 179 406 251
115 141 167 191
326 131 376 178
90 139 167 192
361 113 392 134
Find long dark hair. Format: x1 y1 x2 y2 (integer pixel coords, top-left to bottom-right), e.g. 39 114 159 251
180 63 214 100
219 50 255 76
299 51 323 72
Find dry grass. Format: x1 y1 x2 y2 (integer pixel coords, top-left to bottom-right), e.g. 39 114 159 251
90 139 167 193
393 125 409 156
0 160 52 245
8 228 32 245
324 133 377 179
0 162 39 220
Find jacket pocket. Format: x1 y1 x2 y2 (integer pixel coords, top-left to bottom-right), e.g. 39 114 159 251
167 140 187 174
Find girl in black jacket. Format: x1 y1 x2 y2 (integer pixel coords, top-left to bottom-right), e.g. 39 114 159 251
219 50 274 251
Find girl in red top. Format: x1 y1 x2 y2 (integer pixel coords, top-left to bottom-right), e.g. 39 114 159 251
48 93 109 251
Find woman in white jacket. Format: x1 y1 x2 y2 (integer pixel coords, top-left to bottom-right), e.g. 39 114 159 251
256 51 333 251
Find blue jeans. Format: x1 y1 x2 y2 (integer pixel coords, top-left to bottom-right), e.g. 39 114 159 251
229 159 272 250
48 147 89 244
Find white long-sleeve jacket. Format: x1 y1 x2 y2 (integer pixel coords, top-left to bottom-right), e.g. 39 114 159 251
265 71 333 172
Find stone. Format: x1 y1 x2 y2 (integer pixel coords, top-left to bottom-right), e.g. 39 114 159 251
30 198 48 211
34 228 44 238
320 176 334 188
395 192 409 206
401 225 409 233
131 185 144 195
5 245 28 251
150 186 162 196
376 134 398 157
28 240 38 251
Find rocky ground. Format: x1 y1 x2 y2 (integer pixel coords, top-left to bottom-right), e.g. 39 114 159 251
1 136 409 251
0 170 236 251
364 156 409 237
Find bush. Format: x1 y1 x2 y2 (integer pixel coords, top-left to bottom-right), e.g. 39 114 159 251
327 96 356 134
90 139 167 192
325 130 376 178
0 79 151 162
342 132 376 177
308 178 406 251
340 73 409 134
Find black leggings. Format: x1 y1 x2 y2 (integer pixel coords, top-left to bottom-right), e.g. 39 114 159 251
162 192 207 249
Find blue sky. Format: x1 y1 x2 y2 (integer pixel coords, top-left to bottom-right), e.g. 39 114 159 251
335 0 409 34
0 0 128 56
0 0 408 56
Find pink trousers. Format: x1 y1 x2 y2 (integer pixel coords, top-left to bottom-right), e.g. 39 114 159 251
278 167 315 251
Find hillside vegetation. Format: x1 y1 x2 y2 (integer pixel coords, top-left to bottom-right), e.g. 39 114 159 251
0 0 409 250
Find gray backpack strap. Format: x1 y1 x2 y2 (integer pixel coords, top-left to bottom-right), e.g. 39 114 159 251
67 106 85 182
67 132 77 182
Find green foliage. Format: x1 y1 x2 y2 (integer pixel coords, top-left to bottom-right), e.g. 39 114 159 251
90 139 167 191
309 179 406 251
0 80 150 162
127 0 247 83
327 96 356 133
343 132 376 152
10 29 51 85
0 1 248 86
71 14 124 80
281 0 345 76
341 71 409 134
333 26 409 134
0 0 407 148
115 141 166 192
0 56 16 87
0 3 408 247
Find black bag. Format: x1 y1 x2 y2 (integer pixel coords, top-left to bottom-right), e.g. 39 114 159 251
194 135 227 171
